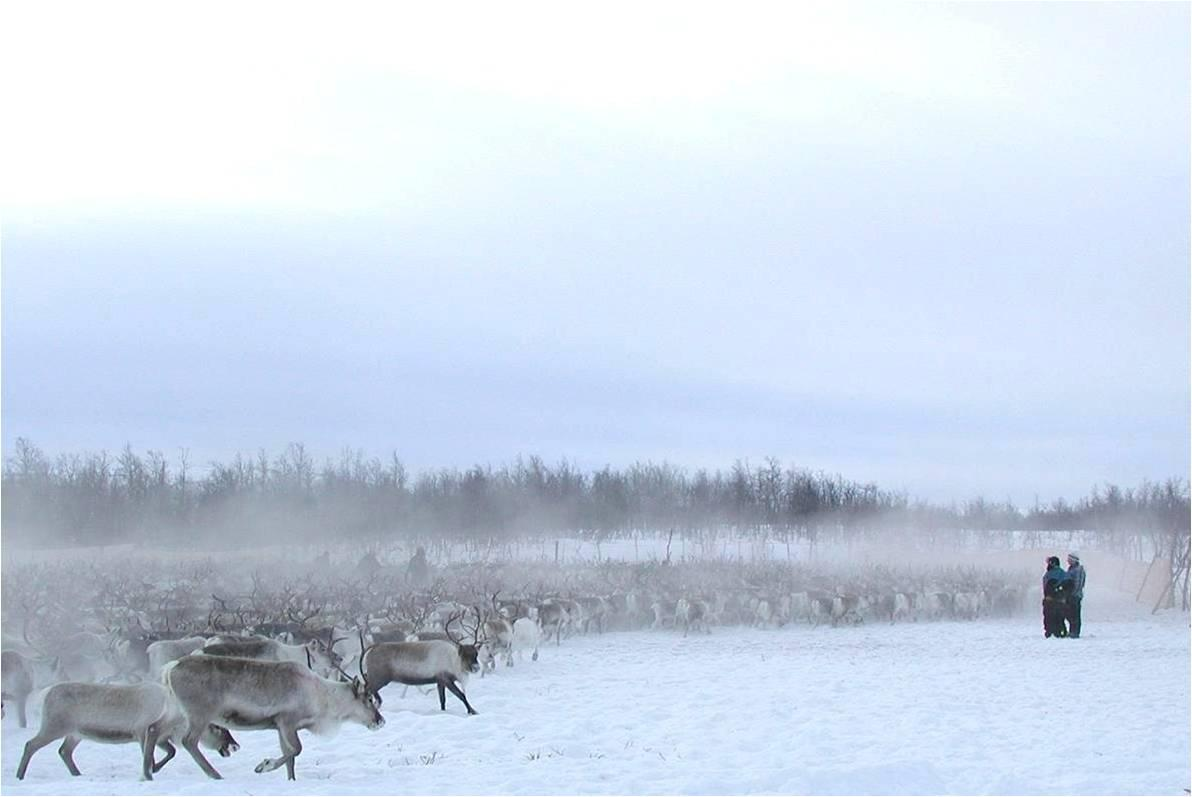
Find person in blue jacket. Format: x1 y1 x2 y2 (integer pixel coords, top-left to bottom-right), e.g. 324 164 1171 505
1065 552 1087 638
1042 556 1072 638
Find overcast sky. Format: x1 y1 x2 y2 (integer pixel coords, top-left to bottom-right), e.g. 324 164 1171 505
2 2 1188 505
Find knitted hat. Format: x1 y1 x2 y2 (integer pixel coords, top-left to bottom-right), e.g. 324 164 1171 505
1067 552 1080 564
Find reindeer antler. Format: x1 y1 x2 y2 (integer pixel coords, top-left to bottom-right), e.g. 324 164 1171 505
443 611 464 645
467 605 488 648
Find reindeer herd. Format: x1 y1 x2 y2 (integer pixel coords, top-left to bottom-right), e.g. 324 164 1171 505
1 549 1035 782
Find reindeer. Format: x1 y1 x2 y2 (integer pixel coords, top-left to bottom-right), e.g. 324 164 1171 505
557 597 584 637
991 585 1026 617
199 636 340 679
952 591 982 621
650 595 677 630
361 637 481 715
251 621 303 641
509 617 540 664
49 631 123 683
808 591 835 626
711 589 745 626
675 597 711 636
497 597 533 622
603 592 631 631
146 636 208 680
475 613 513 672
453 601 510 674
287 624 368 674
329 627 368 674
409 630 452 642
2 650 35 728
536 600 569 645
111 624 157 677
787 591 813 625
15 681 238 781
164 655 382 780
576 595 609 634
830 593 865 626
752 596 774 628
921 591 954 621
370 620 417 644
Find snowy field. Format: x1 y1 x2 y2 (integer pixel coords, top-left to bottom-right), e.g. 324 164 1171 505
2 587 1187 796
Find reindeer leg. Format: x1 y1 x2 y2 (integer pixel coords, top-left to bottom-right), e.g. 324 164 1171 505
283 725 302 780
17 731 59 779
58 735 83 777
153 739 177 773
141 725 159 781
445 678 478 715
181 725 223 779
17 695 27 729
255 722 301 780
436 680 447 711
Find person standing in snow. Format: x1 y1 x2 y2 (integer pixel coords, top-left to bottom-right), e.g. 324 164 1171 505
1042 556 1071 638
406 545 429 588
1064 552 1087 638
356 549 382 578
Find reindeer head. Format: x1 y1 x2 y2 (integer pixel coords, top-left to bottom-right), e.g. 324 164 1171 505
348 676 385 730
201 724 240 758
303 638 340 678
457 644 481 674
444 612 483 674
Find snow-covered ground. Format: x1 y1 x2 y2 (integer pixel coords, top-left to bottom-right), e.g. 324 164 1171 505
3 588 1188 796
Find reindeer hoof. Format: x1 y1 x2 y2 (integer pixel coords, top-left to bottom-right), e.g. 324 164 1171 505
255 759 273 773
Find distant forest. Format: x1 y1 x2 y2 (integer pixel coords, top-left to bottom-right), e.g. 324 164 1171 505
2 439 1188 557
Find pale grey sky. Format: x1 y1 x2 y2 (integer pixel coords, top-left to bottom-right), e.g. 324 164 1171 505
2 2 1188 504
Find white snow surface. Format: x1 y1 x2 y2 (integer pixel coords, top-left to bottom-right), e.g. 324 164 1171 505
2 589 1188 796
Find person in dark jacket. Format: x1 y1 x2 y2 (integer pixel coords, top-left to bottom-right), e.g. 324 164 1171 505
1042 556 1072 638
406 545 429 588
1065 552 1087 638
356 550 382 578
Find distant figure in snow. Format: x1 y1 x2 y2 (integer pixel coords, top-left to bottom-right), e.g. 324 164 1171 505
406 546 429 588
356 550 383 578
1064 553 1086 639
1042 556 1072 638
313 550 331 570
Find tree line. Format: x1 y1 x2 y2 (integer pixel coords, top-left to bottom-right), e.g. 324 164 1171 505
2 438 1187 554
